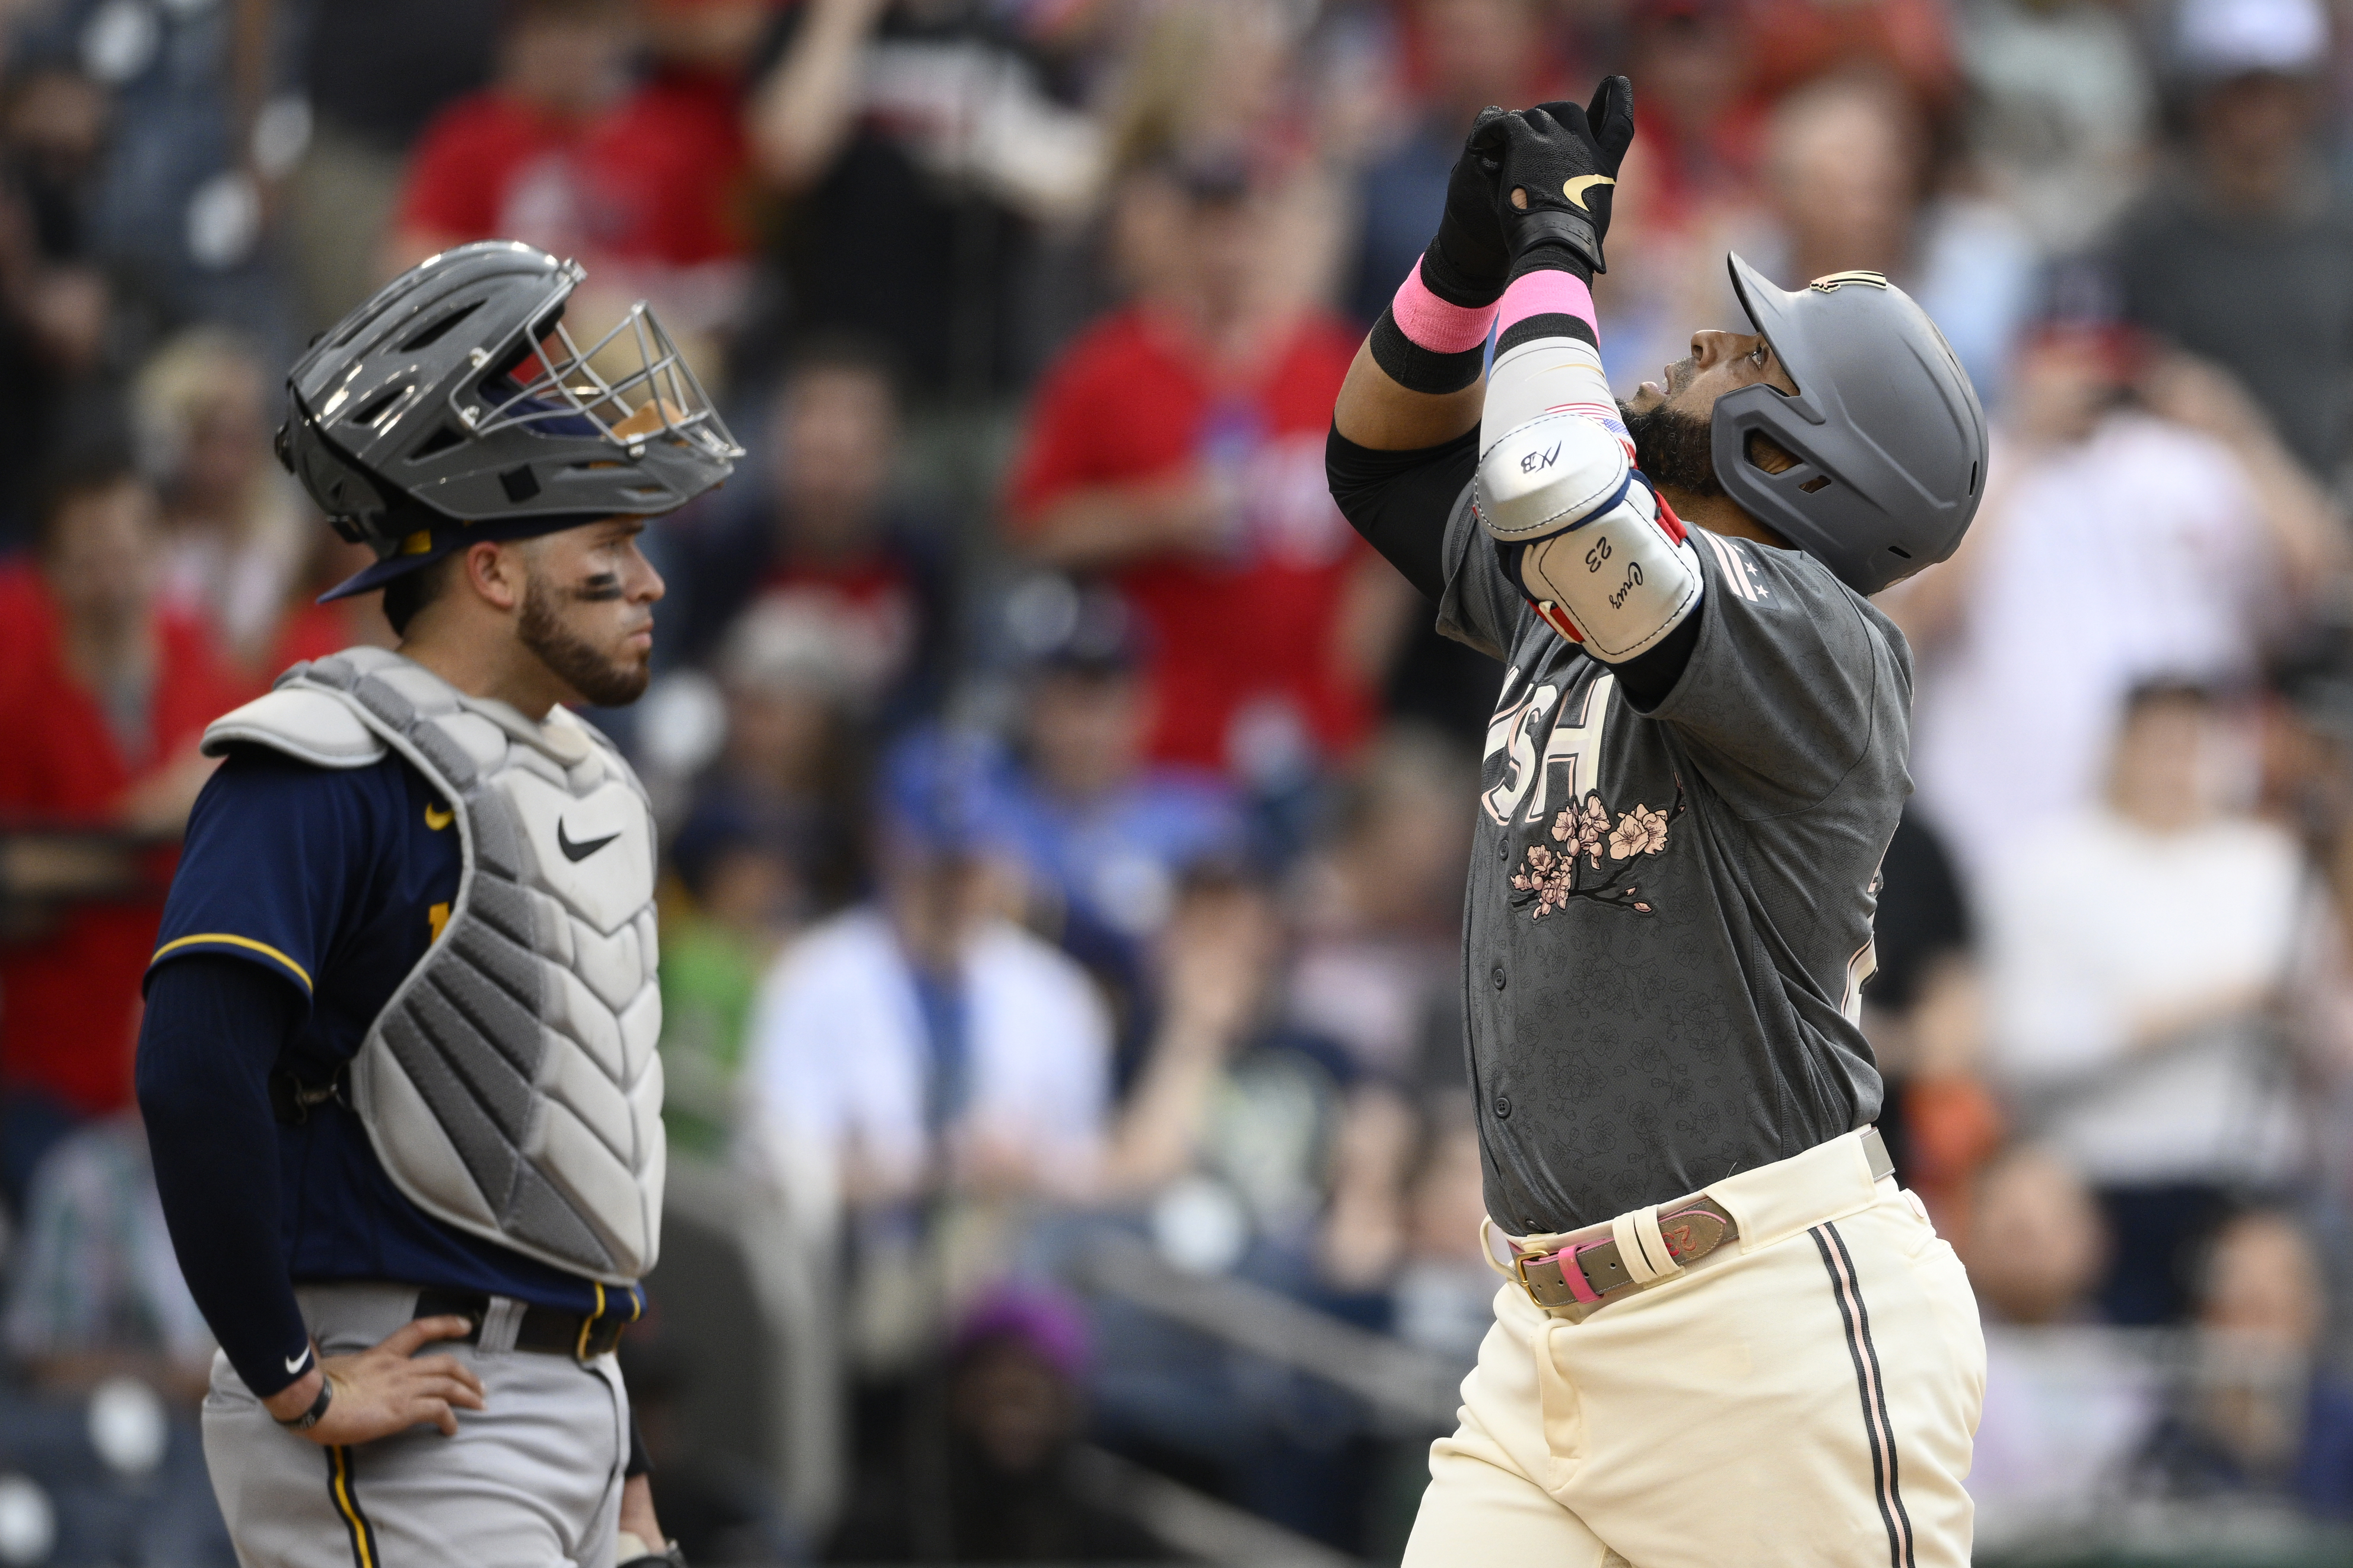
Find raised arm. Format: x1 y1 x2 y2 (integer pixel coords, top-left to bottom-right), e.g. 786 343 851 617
1467 86 1709 672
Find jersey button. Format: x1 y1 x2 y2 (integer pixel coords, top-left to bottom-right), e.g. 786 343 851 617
1492 965 1507 991
1498 838 1510 863
1494 1096 1512 1118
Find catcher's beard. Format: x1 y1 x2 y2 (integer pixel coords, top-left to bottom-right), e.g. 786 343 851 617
518 573 651 708
1620 389 1723 500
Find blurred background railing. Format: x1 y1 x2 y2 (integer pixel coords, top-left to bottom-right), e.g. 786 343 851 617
9 0 2353 1561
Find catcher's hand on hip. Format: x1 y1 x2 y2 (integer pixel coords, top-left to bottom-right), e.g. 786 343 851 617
269 1315 488 1445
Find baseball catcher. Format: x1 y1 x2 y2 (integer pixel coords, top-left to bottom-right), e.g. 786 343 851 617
135 241 736 1567
1327 82 1989 1565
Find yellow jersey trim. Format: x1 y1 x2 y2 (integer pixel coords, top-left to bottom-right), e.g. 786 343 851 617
150 933 314 994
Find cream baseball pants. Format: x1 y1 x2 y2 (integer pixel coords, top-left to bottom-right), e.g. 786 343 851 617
1403 1130 1985 1568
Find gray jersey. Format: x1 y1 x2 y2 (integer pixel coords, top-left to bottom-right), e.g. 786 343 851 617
1438 483 1910 1233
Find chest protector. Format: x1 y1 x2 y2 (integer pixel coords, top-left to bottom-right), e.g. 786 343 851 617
202 645 664 1283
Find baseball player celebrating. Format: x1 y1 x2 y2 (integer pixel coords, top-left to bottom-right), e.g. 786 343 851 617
1326 84 1989 1564
135 242 737 1567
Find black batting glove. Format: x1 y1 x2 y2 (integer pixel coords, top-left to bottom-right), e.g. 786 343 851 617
1472 77 1636 279
1420 106 1515 307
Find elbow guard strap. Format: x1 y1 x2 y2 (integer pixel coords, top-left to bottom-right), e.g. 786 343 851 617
1476 411 1703 662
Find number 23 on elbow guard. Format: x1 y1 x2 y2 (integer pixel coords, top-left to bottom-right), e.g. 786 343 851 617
1476 412 1703 661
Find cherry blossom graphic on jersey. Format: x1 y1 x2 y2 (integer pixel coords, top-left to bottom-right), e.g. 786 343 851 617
1509 781 1687 918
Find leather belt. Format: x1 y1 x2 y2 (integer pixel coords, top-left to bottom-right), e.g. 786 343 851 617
1508 1126 1896 1312
412 1288 632 1360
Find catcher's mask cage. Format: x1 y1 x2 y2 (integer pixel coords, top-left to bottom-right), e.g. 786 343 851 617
279 240 742 601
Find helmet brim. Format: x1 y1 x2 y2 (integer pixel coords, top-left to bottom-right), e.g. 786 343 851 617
1725 253 1823 425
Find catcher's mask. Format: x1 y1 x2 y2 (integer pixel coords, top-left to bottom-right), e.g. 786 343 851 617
278 240 742 602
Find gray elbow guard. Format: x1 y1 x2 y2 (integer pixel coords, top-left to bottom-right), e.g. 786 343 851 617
1476 411 1704 661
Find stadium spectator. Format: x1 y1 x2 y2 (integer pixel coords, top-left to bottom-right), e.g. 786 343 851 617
1965 1143 2111 1329
281 0 501 331
902 583 1241 1032
3 1111 212 1402
742 0 1102 397
390 0 751 357
1617 0 1759 221
659 796 802 1160
131 329 308 682
655 338 953 720
20 0 277 335
675 597 875 924
1740 0 1960 114
2136 1208 2353 1518
1749 69 2032 406
1005 157 1392 787
740 772 1113 1235
1340 0 1529 744
1982 682 2308 1325
0 65 115 549
1383 1111 1493 1366
2106 0 2353 485
1900 327 2342 898
1966 1144 2160 1542
825 1289 1174 1561
1859 808 1999 1235
1283 726 1469 1084
1955 0 2152 255
1343 0 1550 330
0 465 233 1213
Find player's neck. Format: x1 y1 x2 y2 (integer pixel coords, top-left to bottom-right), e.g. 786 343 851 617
396 619 574 723
1659 485 1791 552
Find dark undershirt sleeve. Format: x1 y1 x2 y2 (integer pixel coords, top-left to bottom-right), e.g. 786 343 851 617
1325 422 1479 602
1611 603 1703 710
136 955 313 1397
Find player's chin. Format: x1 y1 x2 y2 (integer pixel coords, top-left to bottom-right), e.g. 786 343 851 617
580 643 653 708
584 660 652 708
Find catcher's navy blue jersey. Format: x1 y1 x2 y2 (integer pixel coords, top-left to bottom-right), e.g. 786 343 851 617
141 748 641 1378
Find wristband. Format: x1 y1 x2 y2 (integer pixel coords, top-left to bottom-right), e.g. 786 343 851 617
274 1373 333 1431
1369 262 1500 395
1495 267 1599 358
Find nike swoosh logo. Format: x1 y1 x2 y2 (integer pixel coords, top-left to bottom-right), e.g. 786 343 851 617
424 803 453 831
557 820 621 862
285 1346 313 1376
1562 174 1615 211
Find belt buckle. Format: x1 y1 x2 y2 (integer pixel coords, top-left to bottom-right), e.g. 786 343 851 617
1514 1241 1601 1311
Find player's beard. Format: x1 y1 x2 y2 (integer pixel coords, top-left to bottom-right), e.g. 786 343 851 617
1620 362 1723 498
517 573 651 708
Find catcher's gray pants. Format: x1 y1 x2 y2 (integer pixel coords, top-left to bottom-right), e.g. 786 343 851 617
202 1284 628 1568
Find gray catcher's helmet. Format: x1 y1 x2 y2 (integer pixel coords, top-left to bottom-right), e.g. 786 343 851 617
277 240 742 600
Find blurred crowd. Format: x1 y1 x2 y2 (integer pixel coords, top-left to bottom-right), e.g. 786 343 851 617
7 0 2353 1560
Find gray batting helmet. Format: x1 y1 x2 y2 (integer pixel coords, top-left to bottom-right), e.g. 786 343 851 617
279 240 742 601
1710 254 1987 597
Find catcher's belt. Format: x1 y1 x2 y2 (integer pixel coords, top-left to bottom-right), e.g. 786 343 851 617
1495 1125 1896 1313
